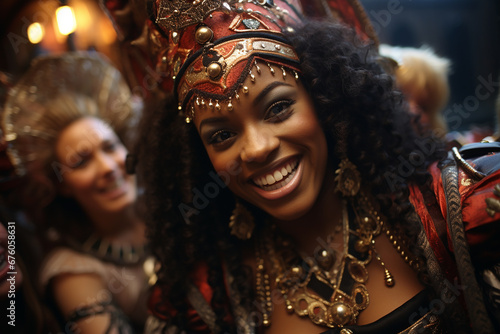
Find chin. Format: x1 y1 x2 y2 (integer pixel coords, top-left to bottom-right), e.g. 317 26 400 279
103 192 136 215
263 201 313 222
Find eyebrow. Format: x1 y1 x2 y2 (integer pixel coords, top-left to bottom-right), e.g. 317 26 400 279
198 81 293 132
199 116 228 132
253 81 293 106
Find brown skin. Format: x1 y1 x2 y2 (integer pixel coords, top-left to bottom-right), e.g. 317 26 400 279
194 67 425 332
56 117 139 236
194 66 329 222
52 273 115 333
258 233 425 333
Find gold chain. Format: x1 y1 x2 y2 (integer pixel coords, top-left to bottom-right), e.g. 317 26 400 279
255 193 422 328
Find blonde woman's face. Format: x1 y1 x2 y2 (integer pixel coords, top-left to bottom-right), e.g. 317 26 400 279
55 117 136 217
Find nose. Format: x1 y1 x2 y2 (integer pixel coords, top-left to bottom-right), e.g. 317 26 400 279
95 151 120 177
240 125 279 163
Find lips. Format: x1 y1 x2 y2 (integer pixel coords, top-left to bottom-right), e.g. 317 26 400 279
100 178 124 192
98 177 129 200
250 157 303 201
253 159 299 190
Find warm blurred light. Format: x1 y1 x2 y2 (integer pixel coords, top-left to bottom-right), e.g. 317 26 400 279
27 22 45 44
74 2 92 31
99 18 117 45
56 6 77 36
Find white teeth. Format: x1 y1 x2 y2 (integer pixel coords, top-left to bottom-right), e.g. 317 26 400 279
273 170 283 182
253 159 299 189
103 178 123 192
261 176 268 186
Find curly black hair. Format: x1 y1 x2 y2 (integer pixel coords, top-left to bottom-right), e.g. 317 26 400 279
137 20 445 332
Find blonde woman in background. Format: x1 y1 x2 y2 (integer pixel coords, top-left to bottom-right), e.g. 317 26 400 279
1 52 154 333
379 44 451 137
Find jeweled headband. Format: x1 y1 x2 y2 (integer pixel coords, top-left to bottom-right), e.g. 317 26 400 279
102 0 378 121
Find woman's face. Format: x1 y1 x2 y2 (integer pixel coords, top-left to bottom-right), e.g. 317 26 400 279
194 65 329 221
55 117 136 218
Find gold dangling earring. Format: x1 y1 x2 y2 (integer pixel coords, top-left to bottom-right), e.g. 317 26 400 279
229 200 255 240
334 158 361 197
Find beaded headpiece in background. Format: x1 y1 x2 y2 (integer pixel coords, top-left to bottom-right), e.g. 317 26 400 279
101 0 378 119
1 52 142 177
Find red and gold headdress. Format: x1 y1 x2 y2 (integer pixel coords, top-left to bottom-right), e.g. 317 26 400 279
102 0 377 122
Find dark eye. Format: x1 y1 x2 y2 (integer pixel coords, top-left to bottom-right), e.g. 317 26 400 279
69 156 89 169
208 130 235 145
265 99 295 122
103 141 118 152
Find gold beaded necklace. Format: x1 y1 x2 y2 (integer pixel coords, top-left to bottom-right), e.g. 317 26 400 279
255 192 422 329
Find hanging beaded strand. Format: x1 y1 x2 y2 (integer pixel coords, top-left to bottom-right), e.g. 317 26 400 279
183 61 300 123
380 220 423 274
255 234 273 327
349 193 396 287
350 193 423 287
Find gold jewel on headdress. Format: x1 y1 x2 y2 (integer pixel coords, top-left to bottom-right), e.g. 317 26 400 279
256 192 423 328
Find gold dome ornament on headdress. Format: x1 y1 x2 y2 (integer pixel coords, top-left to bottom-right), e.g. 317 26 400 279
1 52 142 177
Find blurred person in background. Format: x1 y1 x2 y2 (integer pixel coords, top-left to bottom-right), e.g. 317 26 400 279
1 52 154 333
379 44 451 138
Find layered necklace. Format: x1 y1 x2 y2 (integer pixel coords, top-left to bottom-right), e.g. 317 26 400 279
81 232 149 265
255 192 422 329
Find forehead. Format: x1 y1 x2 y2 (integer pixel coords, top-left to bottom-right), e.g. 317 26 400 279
192 63 300 125
57 117 115 149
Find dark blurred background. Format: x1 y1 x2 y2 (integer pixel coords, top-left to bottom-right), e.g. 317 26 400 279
1 0 499 131
360 0 500 132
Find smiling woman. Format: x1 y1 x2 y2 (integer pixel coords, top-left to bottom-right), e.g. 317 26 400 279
56 117 137 224
1 52 152 333
103 0 500 333
195 69 328 221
